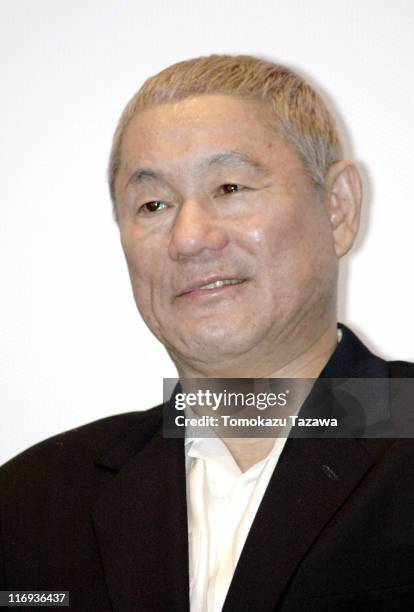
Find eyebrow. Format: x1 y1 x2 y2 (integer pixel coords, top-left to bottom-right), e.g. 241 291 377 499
204 150 268 174
127 168 160 187
126 150 269 189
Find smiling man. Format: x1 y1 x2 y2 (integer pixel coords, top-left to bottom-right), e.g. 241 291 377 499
115 94 346 380
1 55 414 611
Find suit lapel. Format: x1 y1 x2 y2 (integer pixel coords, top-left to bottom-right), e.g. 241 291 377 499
223 434 375 611
91 419 190 612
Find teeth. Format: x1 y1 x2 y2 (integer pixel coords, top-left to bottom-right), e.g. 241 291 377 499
199 279 242 290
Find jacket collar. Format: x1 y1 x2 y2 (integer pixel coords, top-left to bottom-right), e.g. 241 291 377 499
322 323 388 378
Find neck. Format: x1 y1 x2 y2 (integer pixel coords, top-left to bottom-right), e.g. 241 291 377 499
264 322 338 379
178 320 339 472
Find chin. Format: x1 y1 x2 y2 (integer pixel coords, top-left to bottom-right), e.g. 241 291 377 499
177 324 258 360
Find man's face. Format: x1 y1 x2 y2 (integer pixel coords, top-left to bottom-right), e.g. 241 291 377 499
115 95 337 374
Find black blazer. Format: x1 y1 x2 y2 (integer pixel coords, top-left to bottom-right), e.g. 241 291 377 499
1 325 414 611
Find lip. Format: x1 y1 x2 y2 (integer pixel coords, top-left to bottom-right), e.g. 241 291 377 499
177 276 247 297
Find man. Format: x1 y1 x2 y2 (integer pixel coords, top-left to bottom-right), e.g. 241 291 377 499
1 55 413 611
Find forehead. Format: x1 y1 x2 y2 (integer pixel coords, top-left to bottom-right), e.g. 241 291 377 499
120 95 279 164
116 94 308 197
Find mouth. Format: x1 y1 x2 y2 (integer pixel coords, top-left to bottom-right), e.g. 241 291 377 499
177 277 246 298
198 278 243 290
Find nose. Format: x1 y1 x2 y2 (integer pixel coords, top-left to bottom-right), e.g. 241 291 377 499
168 198 229 260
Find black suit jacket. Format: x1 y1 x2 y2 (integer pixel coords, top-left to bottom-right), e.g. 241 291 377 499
1 324 414 611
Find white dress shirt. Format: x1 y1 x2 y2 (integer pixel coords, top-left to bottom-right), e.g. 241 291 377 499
185 434 289 612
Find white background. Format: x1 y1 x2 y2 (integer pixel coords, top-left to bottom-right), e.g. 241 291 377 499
1 0 413 465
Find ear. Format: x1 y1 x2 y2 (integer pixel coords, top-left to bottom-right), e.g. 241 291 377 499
325 160 362 258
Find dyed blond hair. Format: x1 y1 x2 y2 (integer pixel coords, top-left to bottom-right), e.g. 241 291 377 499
108 54 343 219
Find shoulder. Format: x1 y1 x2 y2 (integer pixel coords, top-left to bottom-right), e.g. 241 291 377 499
0 405 164 501
387 359 414 377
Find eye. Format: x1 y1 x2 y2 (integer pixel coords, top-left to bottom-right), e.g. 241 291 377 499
139 200 167 214
219 183 243 195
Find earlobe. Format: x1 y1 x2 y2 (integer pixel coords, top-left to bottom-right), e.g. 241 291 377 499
326 160 362 258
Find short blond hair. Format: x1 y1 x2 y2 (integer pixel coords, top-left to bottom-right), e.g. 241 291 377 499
108 54 343 219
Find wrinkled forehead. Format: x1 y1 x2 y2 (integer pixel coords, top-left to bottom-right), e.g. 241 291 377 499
121 94 272 149
116 95 302 184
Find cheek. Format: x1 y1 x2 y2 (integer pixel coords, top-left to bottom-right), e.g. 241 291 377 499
238 207 303 261
123 244 146 284
240 204 334 286
122 237 161 306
